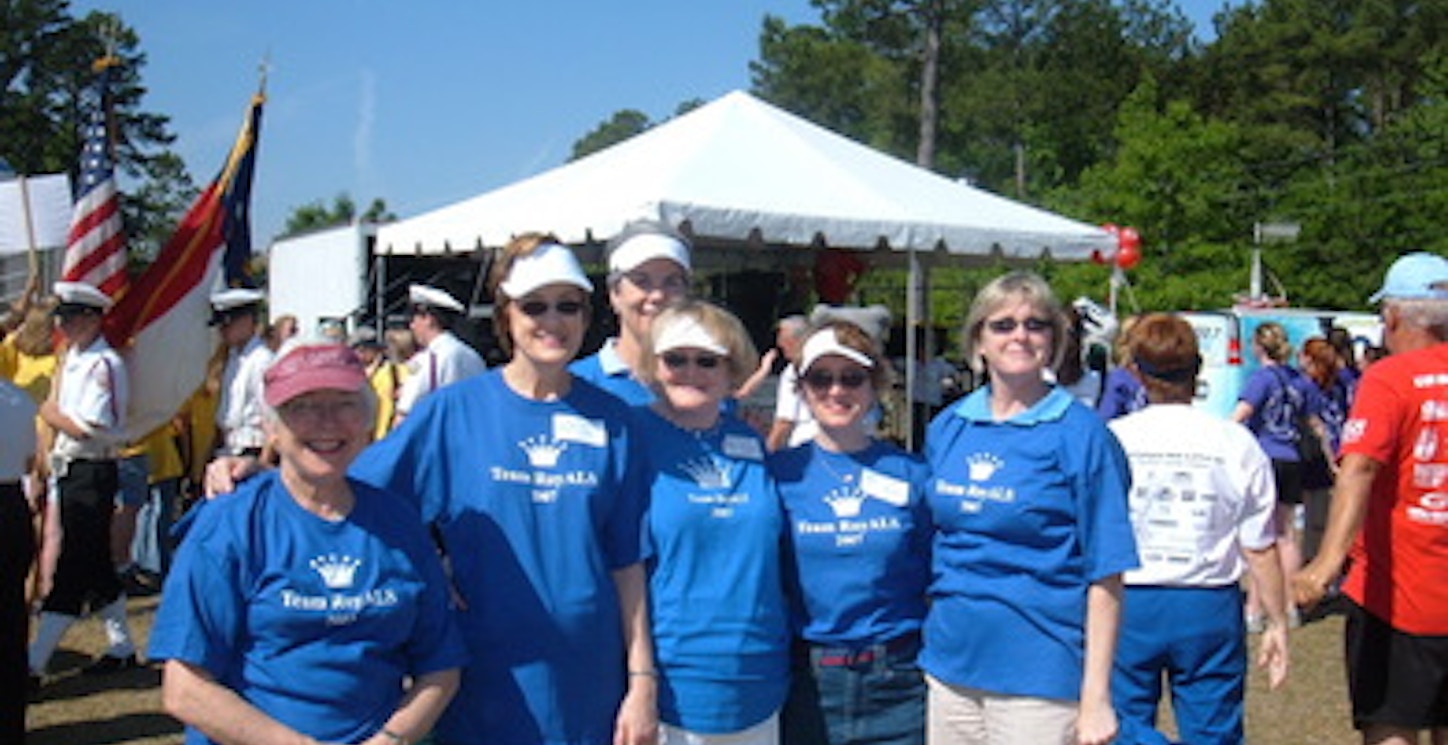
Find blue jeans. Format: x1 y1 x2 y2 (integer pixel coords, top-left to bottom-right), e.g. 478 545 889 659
1114 585 1247 745
782 632 926 745
131 478 179 576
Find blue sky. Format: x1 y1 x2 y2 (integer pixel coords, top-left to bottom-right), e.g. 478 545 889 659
73 1 1233 248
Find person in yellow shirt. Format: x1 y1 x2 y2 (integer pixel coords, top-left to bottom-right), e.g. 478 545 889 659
1 299 59 405
349 326 398 440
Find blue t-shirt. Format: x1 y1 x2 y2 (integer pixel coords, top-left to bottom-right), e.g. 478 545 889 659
353 370 648 745
920 386 1138 701
570 343 655 406
633 406 790 734
1238 364 1324 461
1095 367 1146 420
771 440 932 646
148 472 467 745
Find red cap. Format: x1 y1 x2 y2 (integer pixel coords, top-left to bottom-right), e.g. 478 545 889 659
263 343 366 407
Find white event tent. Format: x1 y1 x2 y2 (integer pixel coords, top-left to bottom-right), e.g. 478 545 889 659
376 90 1112 262
374 90 1116 444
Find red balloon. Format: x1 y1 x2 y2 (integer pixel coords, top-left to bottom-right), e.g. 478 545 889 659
1118 226 1141 252
1102 223 1120 236
1116 243 1141 270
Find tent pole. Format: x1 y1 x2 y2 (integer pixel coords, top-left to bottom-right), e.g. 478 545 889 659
374 251 385 329
905 246 919 450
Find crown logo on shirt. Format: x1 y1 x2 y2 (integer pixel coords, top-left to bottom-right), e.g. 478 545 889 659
823 486 866 518
309 554 361 589
680 456 732 490
966 453 1003 482
519 435 567 468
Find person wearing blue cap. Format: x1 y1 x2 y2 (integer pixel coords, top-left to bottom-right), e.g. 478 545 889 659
1295 252 1448 745
29 281 140 694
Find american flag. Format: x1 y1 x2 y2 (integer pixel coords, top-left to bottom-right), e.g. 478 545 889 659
61 61 128 298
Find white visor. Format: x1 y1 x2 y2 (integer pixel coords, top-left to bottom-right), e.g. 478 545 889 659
654 315 727 356
609 233 692 274
798 328 874 374
498 243 594 299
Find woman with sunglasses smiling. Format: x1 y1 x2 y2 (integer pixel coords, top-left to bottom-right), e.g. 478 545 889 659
348 234 659 745
572 219 693 405
770 321 932 745
920 271 1137 745
632 299 790 745
149 341 466 745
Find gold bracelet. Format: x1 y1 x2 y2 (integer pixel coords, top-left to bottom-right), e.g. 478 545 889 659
627 669 659 678
378 728 410 745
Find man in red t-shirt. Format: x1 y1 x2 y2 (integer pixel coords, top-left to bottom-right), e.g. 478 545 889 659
1296 251 1448 744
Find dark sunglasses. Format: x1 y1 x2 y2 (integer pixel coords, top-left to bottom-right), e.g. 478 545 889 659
623 271 688 293
518 300 586 317
662 351 723 370
803 369 870 392
985 316 1052 335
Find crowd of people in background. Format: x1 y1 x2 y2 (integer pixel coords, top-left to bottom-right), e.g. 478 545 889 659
3 235 1445 745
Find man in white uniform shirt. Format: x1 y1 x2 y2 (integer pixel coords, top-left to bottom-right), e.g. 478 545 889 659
211 288 272 457
393 283 485 427
29 281 139 693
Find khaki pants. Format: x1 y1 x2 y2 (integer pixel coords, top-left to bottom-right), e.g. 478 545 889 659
925 674 1077 745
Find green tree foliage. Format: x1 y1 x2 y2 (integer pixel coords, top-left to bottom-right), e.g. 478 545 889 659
0 1 194 257
748 0 1448 315
752 14 915 157
281 193 394 237
570 109 651 161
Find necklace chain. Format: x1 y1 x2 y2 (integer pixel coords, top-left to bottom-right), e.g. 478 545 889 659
816 446 859 485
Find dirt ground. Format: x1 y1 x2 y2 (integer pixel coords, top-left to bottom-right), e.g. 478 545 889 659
26 594 1359 744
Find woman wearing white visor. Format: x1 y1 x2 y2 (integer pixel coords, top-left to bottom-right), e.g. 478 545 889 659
572 220 693 405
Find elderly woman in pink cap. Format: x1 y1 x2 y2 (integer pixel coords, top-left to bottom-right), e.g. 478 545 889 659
150 340 466 745
203 235 659 745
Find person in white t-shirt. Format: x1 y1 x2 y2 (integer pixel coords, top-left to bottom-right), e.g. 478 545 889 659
767 315 813 451
1107 313 1289 745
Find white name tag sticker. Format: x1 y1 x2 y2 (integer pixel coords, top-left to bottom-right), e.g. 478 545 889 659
860 469 909 506
553 414 606 447
722 434 764 461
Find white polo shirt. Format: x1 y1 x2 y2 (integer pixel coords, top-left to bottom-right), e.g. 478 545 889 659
217 335 273 453
53 336 128 461
396 331 485 416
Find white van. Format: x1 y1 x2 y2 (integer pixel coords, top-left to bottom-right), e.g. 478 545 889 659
1179 308 1380 418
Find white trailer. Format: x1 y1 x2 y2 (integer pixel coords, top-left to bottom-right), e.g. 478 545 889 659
266 223 375 338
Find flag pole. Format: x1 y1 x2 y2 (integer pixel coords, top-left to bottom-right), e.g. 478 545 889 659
18 175 38 281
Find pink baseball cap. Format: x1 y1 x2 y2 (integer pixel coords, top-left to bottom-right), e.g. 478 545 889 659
263 342 367 407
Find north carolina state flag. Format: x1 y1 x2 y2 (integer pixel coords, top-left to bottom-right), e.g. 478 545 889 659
104 90 263 440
